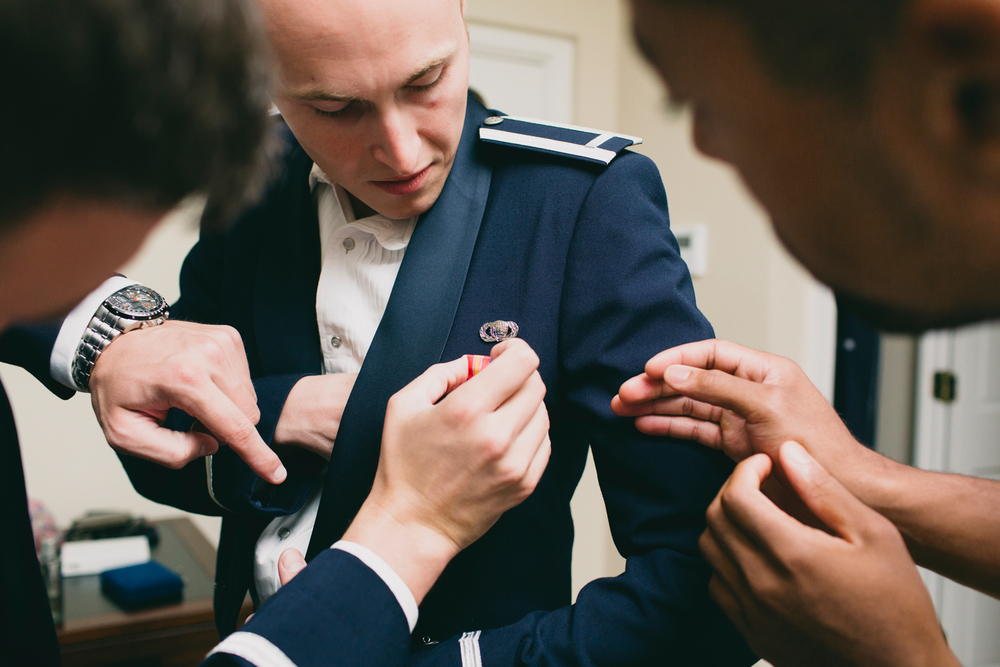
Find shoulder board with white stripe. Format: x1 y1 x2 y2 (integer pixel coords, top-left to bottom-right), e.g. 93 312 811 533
478 115 642 166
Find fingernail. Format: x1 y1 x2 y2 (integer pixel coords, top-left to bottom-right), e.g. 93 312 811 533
273 465 288 484
782 441 812 466
666 365 692 384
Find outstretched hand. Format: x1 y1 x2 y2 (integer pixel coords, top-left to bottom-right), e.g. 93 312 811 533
701 442 956 667
90 320 286 484
612 339 864 470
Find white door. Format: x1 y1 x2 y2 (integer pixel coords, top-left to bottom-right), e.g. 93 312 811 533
468 22 574 123
915 323 1000 667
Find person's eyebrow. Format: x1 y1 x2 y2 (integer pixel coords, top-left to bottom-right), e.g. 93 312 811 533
286 88 354 103
285 44 458 103
404 54 450 86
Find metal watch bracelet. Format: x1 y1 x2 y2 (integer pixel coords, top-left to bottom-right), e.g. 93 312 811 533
72 304 168 391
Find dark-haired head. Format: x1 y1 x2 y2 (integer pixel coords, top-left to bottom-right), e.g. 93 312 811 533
631 0 1000 332
0 0 275 230
643 0 911 95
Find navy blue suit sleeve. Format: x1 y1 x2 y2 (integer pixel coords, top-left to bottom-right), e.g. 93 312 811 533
0 320 74 399
200 548 410 667
413 153 754 665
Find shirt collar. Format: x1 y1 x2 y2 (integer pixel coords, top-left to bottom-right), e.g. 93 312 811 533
308 162 333 192
309 163 415 251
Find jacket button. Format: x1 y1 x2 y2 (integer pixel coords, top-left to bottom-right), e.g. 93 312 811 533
331 336 342 348
277 527 290 541
421 636 438 645
484 116 504 126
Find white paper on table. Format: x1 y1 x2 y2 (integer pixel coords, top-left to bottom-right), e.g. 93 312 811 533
60 536 151 577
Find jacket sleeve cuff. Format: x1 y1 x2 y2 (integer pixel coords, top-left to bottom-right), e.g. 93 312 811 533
332 541 419 632
208 548 411 667
50 276 142 391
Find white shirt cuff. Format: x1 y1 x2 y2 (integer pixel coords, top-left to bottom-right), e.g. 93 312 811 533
50 276 143 391
332 540 419 633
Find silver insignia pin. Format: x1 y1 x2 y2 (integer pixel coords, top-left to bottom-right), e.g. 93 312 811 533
479 320 519 343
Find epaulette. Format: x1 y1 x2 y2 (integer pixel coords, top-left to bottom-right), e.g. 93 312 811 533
479 115 642 166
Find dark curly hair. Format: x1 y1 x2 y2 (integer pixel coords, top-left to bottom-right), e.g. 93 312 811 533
0 0 276 229
654 0 911 94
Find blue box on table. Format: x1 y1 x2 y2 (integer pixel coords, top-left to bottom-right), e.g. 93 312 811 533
100 560 184 609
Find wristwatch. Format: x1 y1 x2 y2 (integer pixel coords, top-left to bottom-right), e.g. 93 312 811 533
72 284 170 391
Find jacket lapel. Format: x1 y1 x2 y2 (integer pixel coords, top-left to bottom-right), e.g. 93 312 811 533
254 136 325 377
307 96 493 559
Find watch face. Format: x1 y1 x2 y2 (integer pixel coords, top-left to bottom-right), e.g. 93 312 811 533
106 286 168 319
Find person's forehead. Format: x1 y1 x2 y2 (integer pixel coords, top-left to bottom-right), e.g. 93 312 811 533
284 42 459 102
260 0 464 86
631 2 743 78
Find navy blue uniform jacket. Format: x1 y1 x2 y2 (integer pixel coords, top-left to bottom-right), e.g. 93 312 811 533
0 346 410 667
12 94 754 666
0 380 61 666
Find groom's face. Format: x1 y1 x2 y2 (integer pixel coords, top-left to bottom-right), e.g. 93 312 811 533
261 0 471 220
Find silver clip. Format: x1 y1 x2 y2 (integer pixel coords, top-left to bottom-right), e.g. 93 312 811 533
479 320 519 343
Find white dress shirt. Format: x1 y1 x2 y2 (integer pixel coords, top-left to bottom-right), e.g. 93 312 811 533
253 164 416 624
48 164 420 631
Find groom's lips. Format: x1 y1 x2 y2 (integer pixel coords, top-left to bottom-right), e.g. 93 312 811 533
371 165 431 196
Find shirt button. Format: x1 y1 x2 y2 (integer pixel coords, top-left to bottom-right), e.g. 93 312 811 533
277 527 290 541
331 336 342 348
343 238 356 251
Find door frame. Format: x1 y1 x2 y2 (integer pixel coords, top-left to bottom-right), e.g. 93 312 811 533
913 330 955 608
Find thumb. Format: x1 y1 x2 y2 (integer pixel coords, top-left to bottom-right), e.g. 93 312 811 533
777 441 873 541
110 412 219 467
397 356 469 406
278 548 307 586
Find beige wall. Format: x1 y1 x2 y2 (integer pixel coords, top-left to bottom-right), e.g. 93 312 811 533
4 0 841 611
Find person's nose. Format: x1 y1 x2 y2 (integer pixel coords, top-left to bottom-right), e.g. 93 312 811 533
691 106 731 163
371 105 421 175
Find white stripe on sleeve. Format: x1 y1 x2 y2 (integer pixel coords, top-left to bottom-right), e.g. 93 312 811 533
207 631 297 667
459 630 483 667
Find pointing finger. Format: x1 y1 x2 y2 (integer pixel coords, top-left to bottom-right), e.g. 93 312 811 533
644 339 774 383
657 365 776 426
632 414 725 448
175 383 286 484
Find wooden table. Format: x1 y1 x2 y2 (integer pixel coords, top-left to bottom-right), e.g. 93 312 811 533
57 518 251 667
